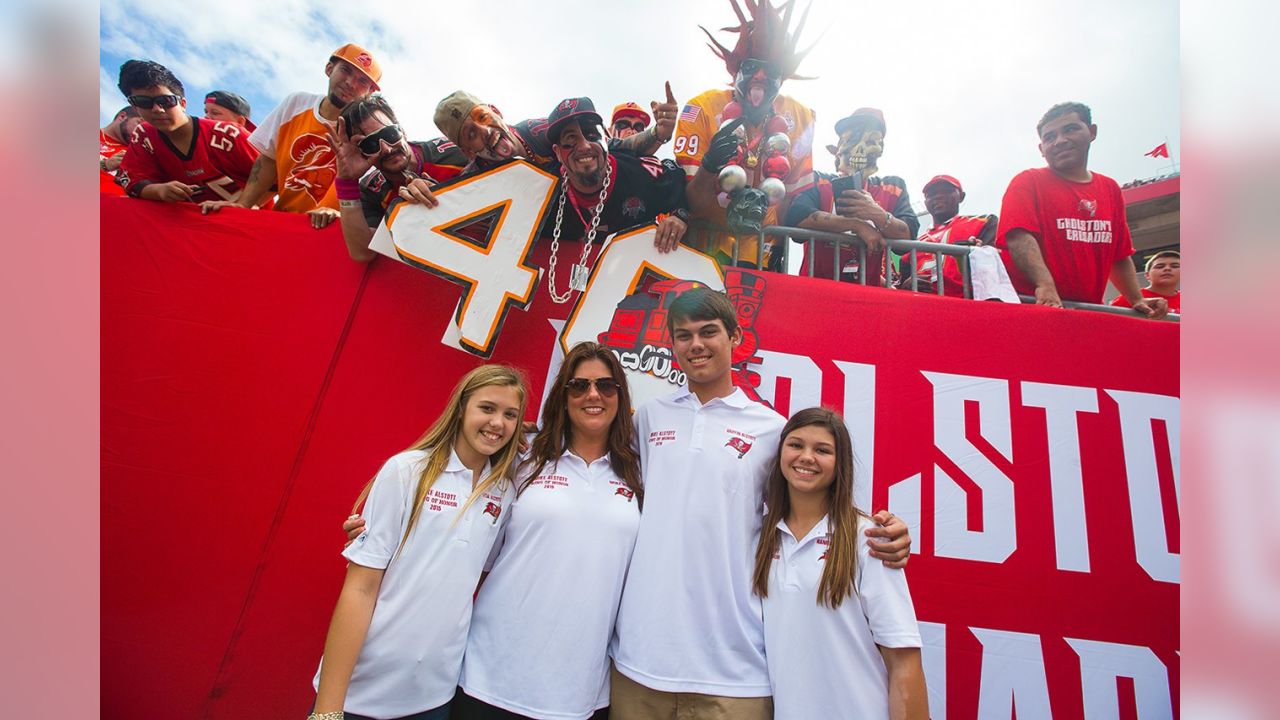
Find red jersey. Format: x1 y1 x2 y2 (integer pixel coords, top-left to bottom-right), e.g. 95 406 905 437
995 168 1134 303
1110 287 1180 313
118 117 260 203
917 214 997 297
100 129 128 196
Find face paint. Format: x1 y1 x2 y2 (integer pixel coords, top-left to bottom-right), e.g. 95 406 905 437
733 58 782 123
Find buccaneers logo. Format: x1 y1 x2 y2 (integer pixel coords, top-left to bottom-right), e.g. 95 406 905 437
726 436 753 458
615 487 635 501
482 501 502 522
596 269 770 405
1078 198 1097 218
285 133 337 202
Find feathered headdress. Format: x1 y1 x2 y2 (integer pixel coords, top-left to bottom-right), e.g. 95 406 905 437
700 0 819 80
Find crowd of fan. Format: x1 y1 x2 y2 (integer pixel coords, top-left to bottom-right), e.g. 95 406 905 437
100 31 1179 321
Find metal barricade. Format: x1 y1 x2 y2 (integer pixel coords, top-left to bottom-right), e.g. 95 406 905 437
680 222 1180 322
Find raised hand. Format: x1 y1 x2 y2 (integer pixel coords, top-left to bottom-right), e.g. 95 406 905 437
650 81 679 143
328 117 375 181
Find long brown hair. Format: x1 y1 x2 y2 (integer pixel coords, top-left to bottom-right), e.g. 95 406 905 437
523 342 643 507
752 407 867 608
353 364 529 554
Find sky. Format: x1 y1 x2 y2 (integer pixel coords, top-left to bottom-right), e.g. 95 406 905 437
99 0 1179 220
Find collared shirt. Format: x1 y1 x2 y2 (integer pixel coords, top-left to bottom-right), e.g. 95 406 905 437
612 387 784 696
313 448 512 718
762 515 921 719
461 449 640 720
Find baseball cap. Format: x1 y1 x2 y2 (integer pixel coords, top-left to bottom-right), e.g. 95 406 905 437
547 97 603 144
611 101 651 126
1144 250 1180 273
204 90 255 131
834 107 886 137
923 175 963 194
330 43 382 89
434 90 485 145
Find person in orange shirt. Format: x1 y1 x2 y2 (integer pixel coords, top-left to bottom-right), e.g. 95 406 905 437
201 44 382 229
100 106 141 195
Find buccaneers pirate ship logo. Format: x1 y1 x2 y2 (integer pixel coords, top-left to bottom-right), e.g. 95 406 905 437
285 133 337 203
596 268 770 404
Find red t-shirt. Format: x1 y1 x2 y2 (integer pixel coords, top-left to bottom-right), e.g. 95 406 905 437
995 168 1134 303
917 214 996 297
1110 287 1180 313
100 129 129 196
118 118 260 203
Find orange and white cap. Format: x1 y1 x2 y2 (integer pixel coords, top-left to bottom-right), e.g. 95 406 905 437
330 43 382 89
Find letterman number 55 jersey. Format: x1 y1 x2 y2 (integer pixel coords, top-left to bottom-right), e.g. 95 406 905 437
118 117 260 202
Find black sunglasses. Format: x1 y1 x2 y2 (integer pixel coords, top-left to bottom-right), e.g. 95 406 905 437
358 123 405 156
738 58 780 77
613 119 646 132
127 94 183 110
565 377 621 398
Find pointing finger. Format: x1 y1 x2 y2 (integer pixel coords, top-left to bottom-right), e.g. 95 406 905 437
665 81 676 105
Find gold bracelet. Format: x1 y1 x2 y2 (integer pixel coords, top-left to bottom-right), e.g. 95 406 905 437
308 712 343 720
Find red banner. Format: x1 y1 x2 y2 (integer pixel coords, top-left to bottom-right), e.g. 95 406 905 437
101 194 1179 719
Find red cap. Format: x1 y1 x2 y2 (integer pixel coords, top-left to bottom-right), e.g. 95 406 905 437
923 174 963 194
611 102 651 126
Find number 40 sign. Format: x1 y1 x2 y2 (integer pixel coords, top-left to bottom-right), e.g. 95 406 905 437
369 160 724 358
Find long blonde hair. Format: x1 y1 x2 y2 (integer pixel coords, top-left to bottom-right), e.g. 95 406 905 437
353 364 528 554
753 407 866 608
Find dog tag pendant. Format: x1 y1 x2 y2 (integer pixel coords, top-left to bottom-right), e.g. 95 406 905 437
569 263 589 292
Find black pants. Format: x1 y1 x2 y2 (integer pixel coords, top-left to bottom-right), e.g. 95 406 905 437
450 687 608 720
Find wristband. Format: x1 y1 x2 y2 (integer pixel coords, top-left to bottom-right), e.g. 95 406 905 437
338 199 362 210
334 177 362 201
672 207 690 222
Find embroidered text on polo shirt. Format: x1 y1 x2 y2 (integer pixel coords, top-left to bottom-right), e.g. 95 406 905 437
648 429 677 446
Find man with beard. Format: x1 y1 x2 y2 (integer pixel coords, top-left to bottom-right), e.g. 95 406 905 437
540 97 689 304
783 107 918 285
100 105 140 196
201 44 382 228
674 0 817 270
433 87 679 175
114 60 262 206
327 94 469 262
996 102 1167 319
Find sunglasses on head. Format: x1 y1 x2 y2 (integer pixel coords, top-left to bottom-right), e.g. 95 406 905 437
565 377 621 398
127 94 183 110
358 123 404 156
613 119 646 132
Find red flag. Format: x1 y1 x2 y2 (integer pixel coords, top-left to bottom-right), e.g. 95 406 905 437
1144 142 1170 159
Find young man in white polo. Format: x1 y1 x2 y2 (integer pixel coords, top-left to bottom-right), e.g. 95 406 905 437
609 287 912 719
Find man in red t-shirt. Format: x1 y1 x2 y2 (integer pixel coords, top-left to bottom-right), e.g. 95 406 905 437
100 106 141 196
909 174 997 297
1112 250 1180 313
115 60 261 205
995 102 1166 319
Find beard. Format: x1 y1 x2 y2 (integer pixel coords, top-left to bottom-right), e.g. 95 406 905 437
571 166 603 191
328 92 348 110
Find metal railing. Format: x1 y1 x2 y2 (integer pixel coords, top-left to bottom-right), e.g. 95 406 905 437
683 222 1179 322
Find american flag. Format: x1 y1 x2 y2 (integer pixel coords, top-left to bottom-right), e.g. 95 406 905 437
679 104 700 123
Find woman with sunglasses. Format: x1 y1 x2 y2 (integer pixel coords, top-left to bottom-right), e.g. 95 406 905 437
452 342 643 720
753 408 927 719
310 365 528 720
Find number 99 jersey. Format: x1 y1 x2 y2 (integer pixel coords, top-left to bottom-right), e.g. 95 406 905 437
118 117 261 203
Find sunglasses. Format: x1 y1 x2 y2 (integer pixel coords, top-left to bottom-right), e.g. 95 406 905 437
738 58 780 78
613 119 647 132
127 94 183 110
565 377 621 398
358 123 404 156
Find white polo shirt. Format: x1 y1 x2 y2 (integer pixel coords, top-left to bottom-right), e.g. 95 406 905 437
611 386 784 696
313 448 512 718
762 515 921 720
461 449 641 719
